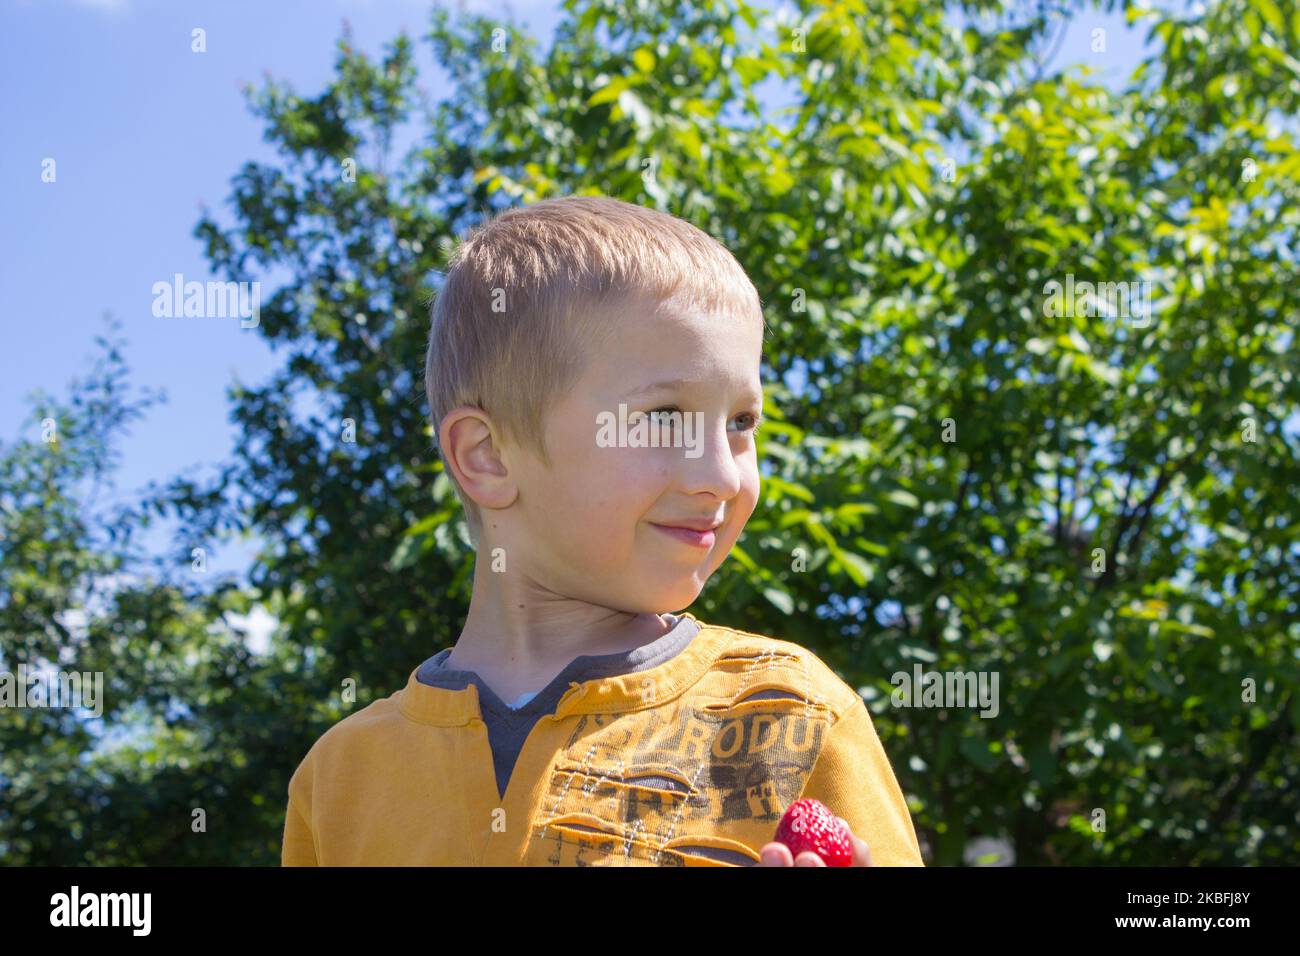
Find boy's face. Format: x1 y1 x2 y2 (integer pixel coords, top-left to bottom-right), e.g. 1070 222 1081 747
502 292 764 614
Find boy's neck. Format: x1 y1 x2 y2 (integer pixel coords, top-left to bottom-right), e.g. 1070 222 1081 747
443 552 676 703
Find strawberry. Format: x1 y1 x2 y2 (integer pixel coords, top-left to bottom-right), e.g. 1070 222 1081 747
773 798 854 866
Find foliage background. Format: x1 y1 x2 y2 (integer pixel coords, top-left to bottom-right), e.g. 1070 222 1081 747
2 0 1297 865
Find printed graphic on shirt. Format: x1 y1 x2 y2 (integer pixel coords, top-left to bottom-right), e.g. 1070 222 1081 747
529 650 835 867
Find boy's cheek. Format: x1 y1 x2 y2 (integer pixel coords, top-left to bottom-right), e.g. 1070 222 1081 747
728 489 760 541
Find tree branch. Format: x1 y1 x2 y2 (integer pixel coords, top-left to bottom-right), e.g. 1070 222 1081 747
1208 691 1295 833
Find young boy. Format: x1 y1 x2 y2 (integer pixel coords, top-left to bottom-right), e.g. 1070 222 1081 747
281 196 925 867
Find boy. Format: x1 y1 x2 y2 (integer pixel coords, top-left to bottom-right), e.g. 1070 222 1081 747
281 196 924 867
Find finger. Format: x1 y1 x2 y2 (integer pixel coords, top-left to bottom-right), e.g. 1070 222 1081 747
838 816 873 867
794 851 826 866
759 842 793 867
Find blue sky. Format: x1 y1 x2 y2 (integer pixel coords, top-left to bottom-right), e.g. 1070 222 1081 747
2 0 1153 583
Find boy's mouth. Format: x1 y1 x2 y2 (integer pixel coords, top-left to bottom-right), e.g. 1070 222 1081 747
649 520 720 549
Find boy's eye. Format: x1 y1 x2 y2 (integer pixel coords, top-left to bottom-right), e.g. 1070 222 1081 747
645 407 763 434
732 411 764 435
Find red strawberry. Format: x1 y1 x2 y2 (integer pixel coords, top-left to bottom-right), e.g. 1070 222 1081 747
773 798 854 866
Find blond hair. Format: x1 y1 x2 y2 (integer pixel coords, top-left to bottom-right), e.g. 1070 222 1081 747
423 195 763 547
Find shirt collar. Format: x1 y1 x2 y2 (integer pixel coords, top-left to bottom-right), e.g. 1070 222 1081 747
397 612 731 725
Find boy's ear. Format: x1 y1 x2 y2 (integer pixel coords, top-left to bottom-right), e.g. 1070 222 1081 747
439 406 518 513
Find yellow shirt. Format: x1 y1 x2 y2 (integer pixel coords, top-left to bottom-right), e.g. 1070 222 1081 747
282 613 925 866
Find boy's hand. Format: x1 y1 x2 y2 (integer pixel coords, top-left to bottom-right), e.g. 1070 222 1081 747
757 816 873 867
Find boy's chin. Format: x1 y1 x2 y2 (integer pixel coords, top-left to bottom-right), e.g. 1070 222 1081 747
647 586 705 615
608 584 702 617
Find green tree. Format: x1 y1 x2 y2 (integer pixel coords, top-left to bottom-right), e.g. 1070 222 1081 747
0 320 327 864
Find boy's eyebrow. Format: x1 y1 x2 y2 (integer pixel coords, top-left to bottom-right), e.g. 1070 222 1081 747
627 378 695 396
627 377 763 402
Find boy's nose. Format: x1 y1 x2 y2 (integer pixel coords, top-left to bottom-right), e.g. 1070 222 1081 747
677 422 744 498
